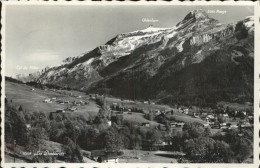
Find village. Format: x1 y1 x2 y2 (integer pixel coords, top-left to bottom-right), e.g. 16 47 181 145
5 80 254 163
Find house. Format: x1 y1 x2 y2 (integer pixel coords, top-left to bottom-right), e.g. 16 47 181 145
193 112 199 118
44 99 51 103
176 122 185 127
155 110 161 116
26 124 31 129
207 114 215 119
51 97 57 100
230 124 238 129
183 108 189 114
223 113 229 119
241 122 251 128
107 121 112 126
141 122 150 127
203 123 210 127
71 107 77 111
220 123 228 130
98 156 119 163
170 122 177 128
143 101 149 104
56 109 65 113
91 150 119 163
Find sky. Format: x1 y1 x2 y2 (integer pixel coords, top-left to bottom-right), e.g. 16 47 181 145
4 5 254 77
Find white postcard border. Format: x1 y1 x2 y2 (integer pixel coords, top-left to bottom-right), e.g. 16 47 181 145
1 1 259 168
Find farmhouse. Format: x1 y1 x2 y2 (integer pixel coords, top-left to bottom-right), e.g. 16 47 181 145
141 122 150 127
56 109 65 113
155 110 161 116
193 112 199 118
26 124 31 129
97 156 119 163
183 108 189 114
176 122 185 127
170 122 178 128
91 150 119 163
44 99 51 103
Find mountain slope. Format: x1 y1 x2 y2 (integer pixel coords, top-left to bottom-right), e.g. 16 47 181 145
33 9 254 106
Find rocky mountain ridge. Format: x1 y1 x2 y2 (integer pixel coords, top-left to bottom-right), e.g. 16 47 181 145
16 9 254 106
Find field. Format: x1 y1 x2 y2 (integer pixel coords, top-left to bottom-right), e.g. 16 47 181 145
5 81 204 126
119 150 181 163
5 81 99 118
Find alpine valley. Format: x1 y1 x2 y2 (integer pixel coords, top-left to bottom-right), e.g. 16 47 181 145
18 9 254 106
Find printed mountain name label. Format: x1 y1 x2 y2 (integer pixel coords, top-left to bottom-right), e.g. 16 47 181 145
142 18 159 22
207 10 227 14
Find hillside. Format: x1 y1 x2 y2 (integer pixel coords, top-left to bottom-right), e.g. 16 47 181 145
20 9 254 106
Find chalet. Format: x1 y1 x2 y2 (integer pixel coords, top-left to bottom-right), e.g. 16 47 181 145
91 150 119 163
155 110 161 116
97 156 119 163
220 123 228 130
26 124 31 129
203 123 210 128
193 112 199 118
223 114 229 119
170 122 177 128
230 125 239 129
154 140 168 147
141 122 150 127
183 108 189 114
176 122 185 127
44 99 51 103
241 122 251 128
71 107 77 111
201 112 208 117
207 114 215 119
56 109 65 113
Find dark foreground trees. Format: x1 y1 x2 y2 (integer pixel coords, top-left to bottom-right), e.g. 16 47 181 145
172 122 253 163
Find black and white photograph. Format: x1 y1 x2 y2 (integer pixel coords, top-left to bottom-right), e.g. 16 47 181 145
1 2 259 167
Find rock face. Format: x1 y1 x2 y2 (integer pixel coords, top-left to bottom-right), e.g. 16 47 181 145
27 9 254 105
